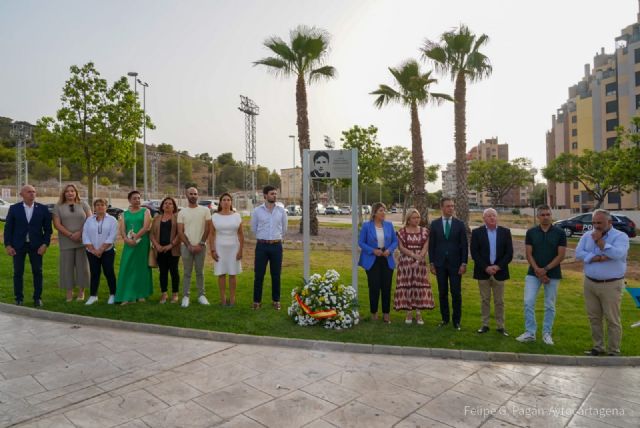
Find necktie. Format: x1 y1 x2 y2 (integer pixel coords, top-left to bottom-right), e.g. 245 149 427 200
444 218 450 239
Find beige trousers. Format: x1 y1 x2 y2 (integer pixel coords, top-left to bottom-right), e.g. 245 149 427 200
583 277 624 353
478 277 505 329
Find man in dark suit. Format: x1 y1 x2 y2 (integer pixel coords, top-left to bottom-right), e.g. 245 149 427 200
428 197 468 330
3 185 52 307
470 208 513 336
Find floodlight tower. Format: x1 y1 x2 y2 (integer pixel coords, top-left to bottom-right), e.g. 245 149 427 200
150 151 160 199
238 95 259 201
10 122 32 193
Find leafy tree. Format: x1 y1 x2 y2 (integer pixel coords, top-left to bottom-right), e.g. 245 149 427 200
35 62 151 203
422 25 492 227
156 143 174 154
216 152 237 166
371 60 451 225
254 25 336 235
468 158 533 206
381 145 439 220
543 147 639 209
530 183 547 207
340 125 383 223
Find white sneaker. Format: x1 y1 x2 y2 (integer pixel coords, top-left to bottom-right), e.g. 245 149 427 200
181 296 190 308
85 296 98 305
107 295 115 305
516 332 536 343
197 295 210 306
543 333 554 345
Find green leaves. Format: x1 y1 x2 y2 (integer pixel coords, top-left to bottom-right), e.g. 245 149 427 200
35 62 148 202
339 125 382 186
468 157 533 206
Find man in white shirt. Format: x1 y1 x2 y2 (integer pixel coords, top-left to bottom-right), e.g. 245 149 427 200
177 187 211 307
251 185 287 310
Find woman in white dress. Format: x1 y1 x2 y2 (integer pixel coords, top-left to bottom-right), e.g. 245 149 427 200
209 193 244 306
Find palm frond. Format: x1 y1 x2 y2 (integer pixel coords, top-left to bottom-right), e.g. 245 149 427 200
253 57 293 78
264 37 296 63
309 65 336 83
370 85 401 108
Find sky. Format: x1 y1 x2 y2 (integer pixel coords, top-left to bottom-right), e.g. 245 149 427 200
1 0 639 191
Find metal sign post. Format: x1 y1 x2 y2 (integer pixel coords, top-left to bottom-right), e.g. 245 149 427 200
303 149 358 297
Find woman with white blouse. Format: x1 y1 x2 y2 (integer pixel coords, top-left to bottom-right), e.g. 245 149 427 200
82 198 118 305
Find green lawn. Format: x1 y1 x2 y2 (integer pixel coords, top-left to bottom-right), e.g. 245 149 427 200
0 241 640 355
1 222 638 356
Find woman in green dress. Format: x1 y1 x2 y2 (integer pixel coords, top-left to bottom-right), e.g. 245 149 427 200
116 190 153 304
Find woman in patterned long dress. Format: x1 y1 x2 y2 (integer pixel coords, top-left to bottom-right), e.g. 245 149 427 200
115 190 153 304
394 208 434 325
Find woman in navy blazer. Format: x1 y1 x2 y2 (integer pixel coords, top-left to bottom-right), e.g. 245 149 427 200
358 202 398 323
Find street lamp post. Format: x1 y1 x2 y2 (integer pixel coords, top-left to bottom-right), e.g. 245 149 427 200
127 72 138 190
137 79 149 200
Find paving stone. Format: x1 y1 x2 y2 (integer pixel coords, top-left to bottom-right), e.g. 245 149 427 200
0 375 45 399
24 380 95 405
216 414 265 427
34 385 106 413
417 389 498 428
54 342 113 365
141 400 221 427
479 418 524 428
144 377 203 406
509 385 583 414
394 413 454 428
495 400 571 428
451 380 513 405
180 362 260 393
193 382 272 418
464 366 533 394
303 418 337 428
566 414 620 428
302 379 361 406
323 400 400 428
103 349 154 371
64 389 168 427
530 373 593 399
324 368 395 394
388 371 455 398
0 351 69 380
356 386 430 418
488 362 545 377
245 390 337 428
13 414 76 428
243 367 311 397
34 357 122 390
577 392 640 428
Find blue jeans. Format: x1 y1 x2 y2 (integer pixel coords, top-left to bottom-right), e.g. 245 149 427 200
524 275 560 335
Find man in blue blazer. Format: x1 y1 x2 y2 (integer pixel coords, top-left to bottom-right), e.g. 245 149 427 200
428 198 468 330
470 208 513 336
3 185 52 306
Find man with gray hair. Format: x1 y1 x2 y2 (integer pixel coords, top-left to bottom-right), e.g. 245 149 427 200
576 209 629 356
470 208 513 336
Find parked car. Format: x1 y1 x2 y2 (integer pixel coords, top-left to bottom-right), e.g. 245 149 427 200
553 212 637 238
390 207 399 214
316 203 326 215
361 205 371 215
286 205 302 216
45 203 56 214
198 199 219 214
325 205 342 215
0 198 10 221
141 200 162 217
340 206 352 215
107 205 124 220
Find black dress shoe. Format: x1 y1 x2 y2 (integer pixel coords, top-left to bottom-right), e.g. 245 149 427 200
496 328 509 337
437 321 449 328
15 300 23 306
584 348 605 356
453 323 461 331
34 299 43 308
477 326 490 334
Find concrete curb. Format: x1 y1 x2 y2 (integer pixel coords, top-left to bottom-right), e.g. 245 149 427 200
1 303 638 367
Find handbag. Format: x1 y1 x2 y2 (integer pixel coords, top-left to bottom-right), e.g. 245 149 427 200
148 245 158 268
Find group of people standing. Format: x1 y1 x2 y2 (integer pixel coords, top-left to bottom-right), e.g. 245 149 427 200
358 198 630 356
3 184 283 310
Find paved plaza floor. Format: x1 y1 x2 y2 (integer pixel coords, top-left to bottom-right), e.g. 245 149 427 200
0 312 638 428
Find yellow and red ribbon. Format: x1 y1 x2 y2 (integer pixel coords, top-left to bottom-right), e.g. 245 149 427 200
295 294 337 319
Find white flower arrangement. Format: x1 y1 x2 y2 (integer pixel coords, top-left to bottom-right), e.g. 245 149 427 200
288 269 359 330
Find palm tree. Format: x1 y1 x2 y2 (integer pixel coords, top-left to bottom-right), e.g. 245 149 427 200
371 59 452 226
254 26 336 235
421 25 492 227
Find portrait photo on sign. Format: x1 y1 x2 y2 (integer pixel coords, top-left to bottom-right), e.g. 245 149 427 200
310 151 331 178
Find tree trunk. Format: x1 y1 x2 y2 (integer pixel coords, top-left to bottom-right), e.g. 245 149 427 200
295 75 318 235
410 102 428 226
454 72 469 231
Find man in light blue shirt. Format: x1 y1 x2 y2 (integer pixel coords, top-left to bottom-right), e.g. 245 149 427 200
251 185 288 310
576 209 629 356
